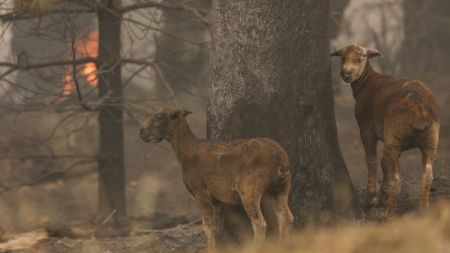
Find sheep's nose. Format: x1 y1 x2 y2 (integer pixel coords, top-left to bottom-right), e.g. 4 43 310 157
342 67 352 75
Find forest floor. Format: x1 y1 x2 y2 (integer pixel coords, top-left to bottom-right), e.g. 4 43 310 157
2 174 449 253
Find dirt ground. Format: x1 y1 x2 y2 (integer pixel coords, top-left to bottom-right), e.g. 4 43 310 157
10 177 446 253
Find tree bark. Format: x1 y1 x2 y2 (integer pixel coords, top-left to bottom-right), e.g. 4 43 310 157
207 0 361 234
96 0 130 236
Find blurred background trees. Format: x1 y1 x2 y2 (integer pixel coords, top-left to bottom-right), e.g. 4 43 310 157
0 0 210 235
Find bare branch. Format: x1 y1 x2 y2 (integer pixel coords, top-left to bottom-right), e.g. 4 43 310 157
120 2 210 26
69 35 94 111
0 159 96 194
121 17 207 45
0 57 97 70
122 58 178 106
0 8 95 22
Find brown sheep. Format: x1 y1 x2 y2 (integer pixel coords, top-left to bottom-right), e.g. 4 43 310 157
139 108 293 249
331 44 440 219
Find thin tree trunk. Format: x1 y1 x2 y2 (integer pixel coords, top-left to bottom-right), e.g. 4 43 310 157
207 0 361 236
330 0 350 39
96 0 130 236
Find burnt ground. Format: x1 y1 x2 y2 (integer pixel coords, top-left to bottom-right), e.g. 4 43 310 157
7 173 447 253
38 221 206 253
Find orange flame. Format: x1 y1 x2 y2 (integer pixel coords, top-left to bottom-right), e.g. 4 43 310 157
62 31 98 97
62 72 74 96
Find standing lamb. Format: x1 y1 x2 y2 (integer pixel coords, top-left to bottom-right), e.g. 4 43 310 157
331 44 440 219
139 108 293 249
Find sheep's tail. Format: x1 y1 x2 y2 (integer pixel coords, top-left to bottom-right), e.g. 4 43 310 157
277 166 290 178
411 110 431 131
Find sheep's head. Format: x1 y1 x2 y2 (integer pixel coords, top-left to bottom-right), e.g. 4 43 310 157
330 44 382 83
139 108 192 143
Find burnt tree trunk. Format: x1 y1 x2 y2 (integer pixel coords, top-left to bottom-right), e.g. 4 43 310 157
207 0 361 233
96 0 130 236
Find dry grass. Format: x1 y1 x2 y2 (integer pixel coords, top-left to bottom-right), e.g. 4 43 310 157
4 202 449 252
0 230 48 252
229 203 450 253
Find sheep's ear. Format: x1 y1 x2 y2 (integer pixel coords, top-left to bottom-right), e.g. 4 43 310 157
367 48 383 58
330 48 343 57
169 109 192 120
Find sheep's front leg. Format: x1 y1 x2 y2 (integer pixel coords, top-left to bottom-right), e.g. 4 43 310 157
361 130 380 208
196 198 218 251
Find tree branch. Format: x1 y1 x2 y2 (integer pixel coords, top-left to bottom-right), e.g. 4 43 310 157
69 36 94 111
122 58 178 106
0 8 95 22
0 159 96 194
120 2 209 26
0 57 97 70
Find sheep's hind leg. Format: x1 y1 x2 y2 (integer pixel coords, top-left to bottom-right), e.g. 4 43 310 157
273 193 293 239
238 189 267 244
212 203 224 246
262 182 293 240
420 148 436 209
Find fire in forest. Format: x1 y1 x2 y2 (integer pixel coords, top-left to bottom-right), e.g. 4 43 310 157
62 31 98 97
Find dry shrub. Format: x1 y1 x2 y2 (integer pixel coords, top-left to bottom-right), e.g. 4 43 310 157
0 230 48 251
232 202 450 253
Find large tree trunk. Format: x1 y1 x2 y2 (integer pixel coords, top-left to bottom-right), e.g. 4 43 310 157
96 0 130 236
207 0 361 234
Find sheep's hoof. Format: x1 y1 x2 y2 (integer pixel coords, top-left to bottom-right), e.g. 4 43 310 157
364 194 381 208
